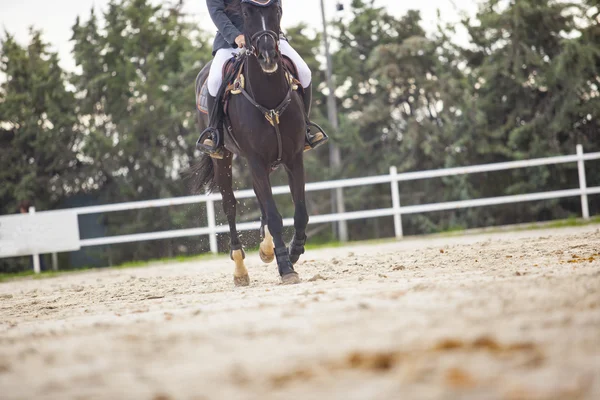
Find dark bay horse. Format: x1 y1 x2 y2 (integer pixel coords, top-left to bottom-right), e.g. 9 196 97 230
192 1 309 285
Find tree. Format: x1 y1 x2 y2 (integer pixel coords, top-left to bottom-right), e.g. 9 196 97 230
456 0 600 223
326 1 464 236
71 0 213 264
0 30 84 272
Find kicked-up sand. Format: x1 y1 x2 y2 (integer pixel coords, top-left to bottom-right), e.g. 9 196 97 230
1 225 599 400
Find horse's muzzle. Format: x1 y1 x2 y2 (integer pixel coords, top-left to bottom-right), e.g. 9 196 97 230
258 50 279 74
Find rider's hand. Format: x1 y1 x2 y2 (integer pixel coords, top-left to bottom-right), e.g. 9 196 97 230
235 35 246 48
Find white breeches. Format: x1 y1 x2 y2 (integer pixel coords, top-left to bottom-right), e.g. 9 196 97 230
279 40 312 88
207 40 312 96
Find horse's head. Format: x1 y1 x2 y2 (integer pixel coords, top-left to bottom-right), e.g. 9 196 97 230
241 0 282 74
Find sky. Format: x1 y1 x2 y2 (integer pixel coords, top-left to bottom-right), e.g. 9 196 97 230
0 0 478 70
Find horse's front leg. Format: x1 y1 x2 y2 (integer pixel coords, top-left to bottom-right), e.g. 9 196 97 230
250 160 300 285
285 156 309 265
255 183 275 264
215 154 249 287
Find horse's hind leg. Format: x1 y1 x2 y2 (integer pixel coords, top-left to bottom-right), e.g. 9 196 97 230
250 159 300 285
256 184 275 263
285 156 309 265
215 153 249 287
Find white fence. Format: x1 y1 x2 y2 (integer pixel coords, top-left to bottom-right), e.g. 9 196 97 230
1 145 599 273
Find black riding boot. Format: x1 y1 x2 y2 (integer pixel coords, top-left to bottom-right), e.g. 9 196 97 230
302 83 329 152
196 93 224 160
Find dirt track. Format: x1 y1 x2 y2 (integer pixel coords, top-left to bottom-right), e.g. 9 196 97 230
1 226 599 400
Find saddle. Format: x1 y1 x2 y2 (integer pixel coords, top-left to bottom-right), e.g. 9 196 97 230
197 55 301 116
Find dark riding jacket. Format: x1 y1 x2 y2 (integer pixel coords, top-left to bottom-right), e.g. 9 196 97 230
207 0 282 55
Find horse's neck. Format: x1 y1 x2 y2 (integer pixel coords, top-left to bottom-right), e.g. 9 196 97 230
246 57 288 109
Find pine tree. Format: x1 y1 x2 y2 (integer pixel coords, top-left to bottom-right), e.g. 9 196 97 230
71 0 213 263
0 31 82 214
0 31 84 272
458 0 600 223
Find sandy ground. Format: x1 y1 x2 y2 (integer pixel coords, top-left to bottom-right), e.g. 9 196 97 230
1 225 599 400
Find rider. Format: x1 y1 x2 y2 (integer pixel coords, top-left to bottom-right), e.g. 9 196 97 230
198 0 328 158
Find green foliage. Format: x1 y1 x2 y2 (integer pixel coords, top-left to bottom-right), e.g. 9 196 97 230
0 30 87 272
454 0 600 224
70 0 213 265
320 0 599 236
0 31 83 212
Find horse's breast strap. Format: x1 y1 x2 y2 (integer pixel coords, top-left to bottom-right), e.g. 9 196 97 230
286 72 300 91
225 64 299 129
229 74 245 95
227 71 298 96
223 55 302 169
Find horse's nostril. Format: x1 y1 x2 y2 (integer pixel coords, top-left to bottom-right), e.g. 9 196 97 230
258 50 277 64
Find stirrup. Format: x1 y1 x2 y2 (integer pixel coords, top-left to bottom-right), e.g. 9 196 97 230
196 127 224 160
304 121 329 152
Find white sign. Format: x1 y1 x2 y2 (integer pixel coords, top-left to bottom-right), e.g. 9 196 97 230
0 211 81 258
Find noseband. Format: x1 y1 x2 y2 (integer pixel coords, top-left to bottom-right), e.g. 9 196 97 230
248 29 280 57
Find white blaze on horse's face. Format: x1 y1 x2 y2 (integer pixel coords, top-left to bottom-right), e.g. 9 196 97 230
260 15 270 49
245 4 280 74
259 12 278 73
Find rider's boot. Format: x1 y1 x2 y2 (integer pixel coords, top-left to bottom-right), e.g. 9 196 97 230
302 82 329 152
196 93 224 160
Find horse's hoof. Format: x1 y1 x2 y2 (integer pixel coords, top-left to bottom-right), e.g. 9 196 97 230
259 248 275 264
234 274 250 287
259 226 275 264
281 272 301 285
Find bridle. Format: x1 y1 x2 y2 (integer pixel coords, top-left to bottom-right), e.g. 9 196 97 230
247 29 280 58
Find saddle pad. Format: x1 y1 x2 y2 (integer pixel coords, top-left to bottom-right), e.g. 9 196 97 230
197 81 209 115
197 57 240 115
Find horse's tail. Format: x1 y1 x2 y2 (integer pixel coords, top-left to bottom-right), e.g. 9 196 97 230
187 155 218 194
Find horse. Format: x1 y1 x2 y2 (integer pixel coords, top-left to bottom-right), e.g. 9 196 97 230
191 1 310 286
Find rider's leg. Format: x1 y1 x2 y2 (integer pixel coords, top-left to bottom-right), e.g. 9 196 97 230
207 49 237 96
198 48 239 158
279 39 311 89
279 40 328 151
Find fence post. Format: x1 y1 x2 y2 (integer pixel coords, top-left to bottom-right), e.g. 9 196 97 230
206 199 218 254
52 253 59 271
576 144 590 220
29 207 41 274
336 188 349 243
390 167 403 239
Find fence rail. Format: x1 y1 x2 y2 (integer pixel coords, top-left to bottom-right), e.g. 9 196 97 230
2 145 599 273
